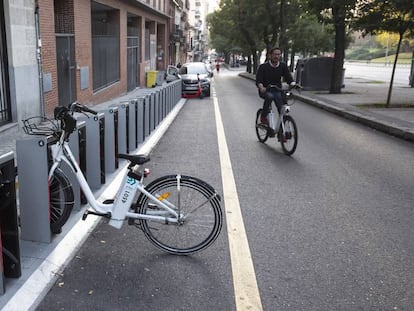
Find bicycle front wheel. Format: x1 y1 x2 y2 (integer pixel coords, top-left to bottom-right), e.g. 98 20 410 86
136 175 223 255
255 108 269 143
49 168 74 234
279 115 298 155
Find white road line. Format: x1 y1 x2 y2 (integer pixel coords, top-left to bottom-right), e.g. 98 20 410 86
212 87 263 310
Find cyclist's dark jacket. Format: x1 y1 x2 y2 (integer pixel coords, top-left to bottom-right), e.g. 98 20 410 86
256 61 294 89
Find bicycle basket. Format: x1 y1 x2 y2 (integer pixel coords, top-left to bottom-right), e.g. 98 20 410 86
22 116 60 137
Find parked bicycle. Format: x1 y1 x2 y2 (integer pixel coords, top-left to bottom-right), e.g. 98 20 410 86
22 102 223 255
255 84 301 155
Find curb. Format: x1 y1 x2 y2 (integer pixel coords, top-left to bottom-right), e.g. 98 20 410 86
239 72 414 143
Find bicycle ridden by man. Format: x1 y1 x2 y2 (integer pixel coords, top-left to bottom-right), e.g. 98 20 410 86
256 47 296 127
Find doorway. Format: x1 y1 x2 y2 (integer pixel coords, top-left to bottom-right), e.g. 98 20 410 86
56 35 76 106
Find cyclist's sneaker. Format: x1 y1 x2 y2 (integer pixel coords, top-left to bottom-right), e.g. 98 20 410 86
260 116 269 124
268 129 276 137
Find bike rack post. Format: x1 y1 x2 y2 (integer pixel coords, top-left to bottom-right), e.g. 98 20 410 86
17 136 54 243
154 89 160 128
62 121 86 211
161 84 167 119
77 113 105 190
0 152 21 295
136 97 145 145
176 80 181 103
166 82 172 113
149 92 155 132
132 99 139 150
158 86 164 120
143 94 150 139
102 106 118 174
115 102 128 155
127 100 137 152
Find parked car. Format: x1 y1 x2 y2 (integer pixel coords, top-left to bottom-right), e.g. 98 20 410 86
179 62 213 97
165 65 180 83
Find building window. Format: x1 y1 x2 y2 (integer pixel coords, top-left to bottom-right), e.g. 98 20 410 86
91 2 120 92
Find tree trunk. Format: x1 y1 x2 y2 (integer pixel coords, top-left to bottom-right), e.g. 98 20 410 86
386 33 403 107
279 0 288 63
330 3 346 94
252 50 259 74
290 50 296 72
247 55 252 73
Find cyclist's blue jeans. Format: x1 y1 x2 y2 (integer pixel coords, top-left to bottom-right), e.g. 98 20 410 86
261 90 283 118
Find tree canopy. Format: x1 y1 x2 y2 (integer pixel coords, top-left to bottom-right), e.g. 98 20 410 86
354 0 414 106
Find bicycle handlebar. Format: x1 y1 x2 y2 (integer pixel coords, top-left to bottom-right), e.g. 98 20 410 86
267 84 302 91
70 102 98 115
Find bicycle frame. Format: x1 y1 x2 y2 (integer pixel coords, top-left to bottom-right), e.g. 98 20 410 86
268 104 290 134
48 131 180 229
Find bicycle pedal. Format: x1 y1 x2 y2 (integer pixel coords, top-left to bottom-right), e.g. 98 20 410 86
82 210 111 220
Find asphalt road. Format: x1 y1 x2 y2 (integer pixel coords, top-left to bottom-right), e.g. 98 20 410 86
37 68 414 310
344 62 411 86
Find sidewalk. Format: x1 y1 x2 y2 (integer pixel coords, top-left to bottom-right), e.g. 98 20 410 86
239 71 414 142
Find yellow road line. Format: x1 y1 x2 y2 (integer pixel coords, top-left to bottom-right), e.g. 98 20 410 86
212 87 263 311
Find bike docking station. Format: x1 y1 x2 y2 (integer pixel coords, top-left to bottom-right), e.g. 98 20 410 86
76 112 106 190
0 79 183 304
136 97 145 144
0 152 21 294
112 102 127 156
119 99 137 154
16 134 59 243
67 120 86 211
102 106 119 174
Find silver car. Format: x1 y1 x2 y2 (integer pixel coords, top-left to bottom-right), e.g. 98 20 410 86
179 62 213 97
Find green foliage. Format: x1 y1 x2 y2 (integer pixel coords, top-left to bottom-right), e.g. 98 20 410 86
346 47 387 60
354 0 414 39
289 15 335 56
208 0 334 60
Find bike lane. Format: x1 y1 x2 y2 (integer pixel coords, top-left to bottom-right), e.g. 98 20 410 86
34 84 237 311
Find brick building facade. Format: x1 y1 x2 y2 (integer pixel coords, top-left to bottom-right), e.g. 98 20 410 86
38 0 170 116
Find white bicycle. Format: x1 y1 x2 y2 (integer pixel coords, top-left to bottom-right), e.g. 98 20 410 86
22 102 223 255
255 84 301 155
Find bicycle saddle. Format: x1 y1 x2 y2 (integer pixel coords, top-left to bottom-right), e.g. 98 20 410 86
118 154 150 165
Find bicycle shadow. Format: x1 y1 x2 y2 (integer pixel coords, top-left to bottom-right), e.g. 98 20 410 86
256 140 299 160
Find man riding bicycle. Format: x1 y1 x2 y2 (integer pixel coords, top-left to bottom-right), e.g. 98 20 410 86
256 47 296 124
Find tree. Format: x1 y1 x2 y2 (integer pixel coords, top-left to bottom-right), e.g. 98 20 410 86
354 0 414 107
307 0 357 94
289 15 334 57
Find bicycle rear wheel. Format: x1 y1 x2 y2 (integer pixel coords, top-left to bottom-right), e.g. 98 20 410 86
279 115 298 155
136 175 223 255
49 168 74 234
255 108 269 143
